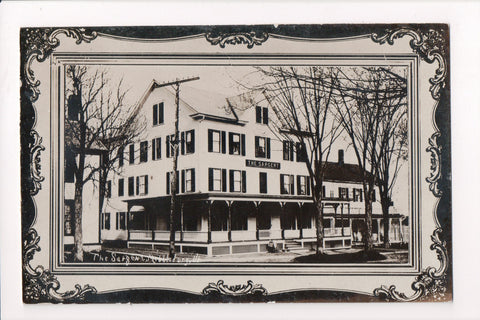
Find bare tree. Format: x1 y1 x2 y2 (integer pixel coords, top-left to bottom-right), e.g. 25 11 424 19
257 66 343 255
332 66 407 252
65 65 145 262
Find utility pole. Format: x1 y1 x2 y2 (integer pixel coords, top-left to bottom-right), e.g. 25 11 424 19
154 77 199 260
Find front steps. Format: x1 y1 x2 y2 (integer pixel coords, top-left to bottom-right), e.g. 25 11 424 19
284 240 309 252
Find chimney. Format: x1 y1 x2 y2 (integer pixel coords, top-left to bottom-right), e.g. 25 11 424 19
338 149 344 165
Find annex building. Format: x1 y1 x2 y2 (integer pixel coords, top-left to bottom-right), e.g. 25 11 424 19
65 80 408 256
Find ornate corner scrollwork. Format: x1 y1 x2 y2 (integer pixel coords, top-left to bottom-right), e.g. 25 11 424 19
203 280 268 296
426 132 443 197
23 229 97 302
205 31 269 49
22 28 97 102
371 27 447 101
29 131 45 196
374 228 448 302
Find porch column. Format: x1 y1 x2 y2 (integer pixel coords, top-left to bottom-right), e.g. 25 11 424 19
254 202 259 240
127 204 131 241
341 203 344 236
377 218 382 243
207 201 212 244
280 202 285 239
180 203 184 242
299 202 303 239
227 201 232 242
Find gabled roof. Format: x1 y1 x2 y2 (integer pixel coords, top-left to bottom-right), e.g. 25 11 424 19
323 162 373 184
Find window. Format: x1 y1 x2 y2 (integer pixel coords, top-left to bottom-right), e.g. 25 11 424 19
255 106 269 124
183 211 200 231
64 200 74 236
208 168 227 192
296 142 307 162
136 175 148 195
208 129 226 153
212 209 228 231
166 171 180 194
153 102 164 126
353 188 363 202
140 141 148 163
103 212 111 230
152 137 161 160
116 212 126 230
118 178 124 197
283 140 294 161
64 147 75 183
129 144 135 164
339 187 349 199
297 175 310 195
338 149 344 164
118 147 124 167
181 168 195 193
259 172 267 194
280 174 295 195
255 136 270 158
230 170 246 193
166 134 175 158
128 177 134 196
229 132 245 156
231 211 248 231
106 180 112 198
181 130 195 154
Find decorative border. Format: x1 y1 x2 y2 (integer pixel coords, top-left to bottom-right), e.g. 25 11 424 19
20 25 451 303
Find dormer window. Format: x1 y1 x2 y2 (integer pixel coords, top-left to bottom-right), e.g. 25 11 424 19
153 102 164 126
256 106 268 124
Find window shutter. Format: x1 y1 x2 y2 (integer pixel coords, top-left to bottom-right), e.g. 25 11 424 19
290 175 294 195
254 136 259 157
242 171 246 193
338 187 341 198
191 168 195 192
145 176 148 195
181 170 185 193
256 106 262 123
263 107 268 125
229 170 234 192
166 136 170 158
241 134 246 156
208 130 213 152
222 169 227 192
266 138 271 159
158 138 162 159
208 168 213 191
153 104 158 125
307 177 311 195
280 174 285 194
221 131 226 154
290 142 294 161
297 176 301 195
228 133 234 154
158 102 164 124
166 172 170 194
191 129 195 153
283 141 288 160
322 185 326 198
152 139 155 160
136 176 139 195
181 131 185 155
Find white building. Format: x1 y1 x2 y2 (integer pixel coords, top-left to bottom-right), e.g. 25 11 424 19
67 80 407 256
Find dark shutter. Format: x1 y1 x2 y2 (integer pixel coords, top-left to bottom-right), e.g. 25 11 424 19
228 133 234 154
290 175 294 195
256 106 262 123
208 168 213 191
222 169 227 192
190 129 195 153
208 129 213 152
263 107 268 124
283 141 288 160
297 176 301 195
157 138 161 159
144 176 148 195
153 104 158 125
191 168 195 192
266 138 271 159
242 171 246 193
229 170 234 192
158 102 164 124
221 131 226 154
181 170 185 193
136 176 139 195
241 134 246 156
181 131 185 155
322 185 326 198
166 136 170 158
290 142 294 161
306 177 311 195
152 139 155 160
259 172 267 194
254 136 259 157
166 172 170 194
338 187 342 199
280 174 285 194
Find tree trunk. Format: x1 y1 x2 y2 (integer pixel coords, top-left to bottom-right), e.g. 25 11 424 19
362 181 374 252
169 84 180 261
380 195 391 249
314 185 325 255
73 170 84 262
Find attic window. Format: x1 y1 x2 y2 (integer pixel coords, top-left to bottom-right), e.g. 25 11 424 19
153 102 164 126
256 106 268 125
